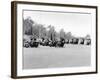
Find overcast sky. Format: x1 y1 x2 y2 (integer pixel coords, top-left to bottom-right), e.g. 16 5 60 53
23 10 92 37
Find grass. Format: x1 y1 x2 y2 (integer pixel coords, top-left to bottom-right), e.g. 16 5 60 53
23 44 91 69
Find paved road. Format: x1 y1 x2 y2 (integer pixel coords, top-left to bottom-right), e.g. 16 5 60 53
23 45 91 69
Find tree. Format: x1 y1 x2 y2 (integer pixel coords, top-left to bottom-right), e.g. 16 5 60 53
39 25 47 39
65 32 73 39
85 34 91 39
23 17 47 39
47 25 57 41
23 17 34 35
32 23 40 38
59 29 66 39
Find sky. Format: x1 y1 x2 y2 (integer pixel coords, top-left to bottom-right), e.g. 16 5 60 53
23 10 92 37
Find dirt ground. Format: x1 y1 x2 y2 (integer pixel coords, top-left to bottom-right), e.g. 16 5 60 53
23 44 91 69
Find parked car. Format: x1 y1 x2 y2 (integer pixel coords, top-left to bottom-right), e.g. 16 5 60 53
85 39 91 45
65 39 69 44
79 38 84 44
73 38 79 44
30 38 39 48
23 35 31 48
23 40 30 48
69 39 73 44
56 39 65 47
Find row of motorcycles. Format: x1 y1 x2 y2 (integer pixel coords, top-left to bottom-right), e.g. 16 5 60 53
23 38 91 48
